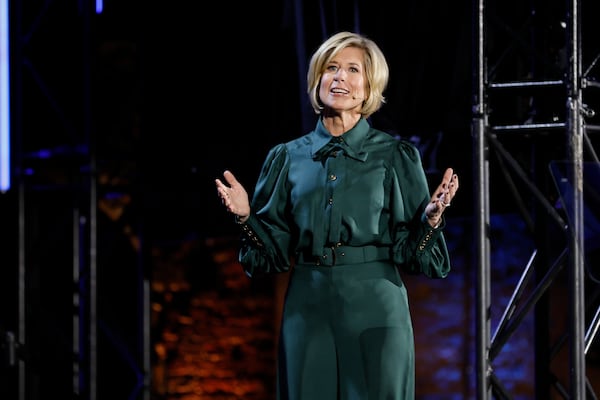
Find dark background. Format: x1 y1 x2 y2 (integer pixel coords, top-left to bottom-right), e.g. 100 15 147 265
139 0 474 240
1 0 600 399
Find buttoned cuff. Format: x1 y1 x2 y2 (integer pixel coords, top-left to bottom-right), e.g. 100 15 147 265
417 215 445 251
236 213 264 248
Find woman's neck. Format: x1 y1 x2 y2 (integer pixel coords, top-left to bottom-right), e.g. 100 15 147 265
322 112 361 137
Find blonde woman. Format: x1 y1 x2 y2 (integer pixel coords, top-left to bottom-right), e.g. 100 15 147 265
216 31 459 400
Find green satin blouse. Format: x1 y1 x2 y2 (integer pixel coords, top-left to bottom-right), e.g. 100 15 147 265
238 117 450 279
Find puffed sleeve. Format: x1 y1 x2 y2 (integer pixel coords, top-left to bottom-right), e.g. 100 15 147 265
390 140 451 278
237 144 293 277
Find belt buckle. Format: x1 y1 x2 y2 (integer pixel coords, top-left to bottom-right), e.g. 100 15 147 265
330 246 336 266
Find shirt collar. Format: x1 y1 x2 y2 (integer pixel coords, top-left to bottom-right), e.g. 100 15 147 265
310 118 370 162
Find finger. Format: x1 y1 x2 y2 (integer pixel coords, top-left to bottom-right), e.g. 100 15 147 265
448 174 459 198
215 178 229 192
223 170 238 187
441 168 453 186
452 174 459 192
432 170 450 199
440 195 451 207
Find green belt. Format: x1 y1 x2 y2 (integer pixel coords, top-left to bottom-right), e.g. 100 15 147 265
296 245 390 266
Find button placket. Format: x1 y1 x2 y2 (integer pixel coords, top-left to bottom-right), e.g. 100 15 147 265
326 149 345 245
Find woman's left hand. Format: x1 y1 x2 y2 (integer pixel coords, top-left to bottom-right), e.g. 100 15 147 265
425 167 459 227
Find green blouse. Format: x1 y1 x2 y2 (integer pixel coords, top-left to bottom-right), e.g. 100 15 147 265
238 117 450 279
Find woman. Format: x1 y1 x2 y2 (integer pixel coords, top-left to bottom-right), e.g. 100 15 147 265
215 31 459 400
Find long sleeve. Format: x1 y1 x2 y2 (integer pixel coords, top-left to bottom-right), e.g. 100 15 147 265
238 144 294 277
389 140 451 278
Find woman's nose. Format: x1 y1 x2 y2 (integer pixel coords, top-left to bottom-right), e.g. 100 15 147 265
334 69 345 80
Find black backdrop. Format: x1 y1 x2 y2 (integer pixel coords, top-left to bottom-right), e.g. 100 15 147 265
138 0 473 240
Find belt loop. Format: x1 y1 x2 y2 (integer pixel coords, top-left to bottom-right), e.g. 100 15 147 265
330 246 336 266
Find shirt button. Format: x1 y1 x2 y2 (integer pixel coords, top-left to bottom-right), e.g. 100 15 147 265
329 174 337 181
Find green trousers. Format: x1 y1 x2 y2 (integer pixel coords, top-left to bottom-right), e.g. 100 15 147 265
277 261 415 400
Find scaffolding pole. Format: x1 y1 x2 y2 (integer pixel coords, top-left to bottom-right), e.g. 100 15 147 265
473 0 591 397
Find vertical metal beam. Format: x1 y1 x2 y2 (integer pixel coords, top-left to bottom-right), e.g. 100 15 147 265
73 209 80 396
81 0 97 396
88 169 97 400
142 276 151 400
12 0 25 397
474 0 492 398
17 182 25 400
566 0 586 397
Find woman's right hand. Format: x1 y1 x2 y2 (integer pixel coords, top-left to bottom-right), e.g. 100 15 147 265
215 170 251 223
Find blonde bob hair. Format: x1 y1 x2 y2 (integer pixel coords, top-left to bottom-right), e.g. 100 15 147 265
307 31 389 119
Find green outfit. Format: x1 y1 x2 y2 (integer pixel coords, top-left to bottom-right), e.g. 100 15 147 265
238 117 451 400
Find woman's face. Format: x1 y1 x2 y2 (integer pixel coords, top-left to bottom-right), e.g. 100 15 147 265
318 46 367 114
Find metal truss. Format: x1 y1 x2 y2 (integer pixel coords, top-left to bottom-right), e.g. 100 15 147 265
474 0 600 398
4 1 148 399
